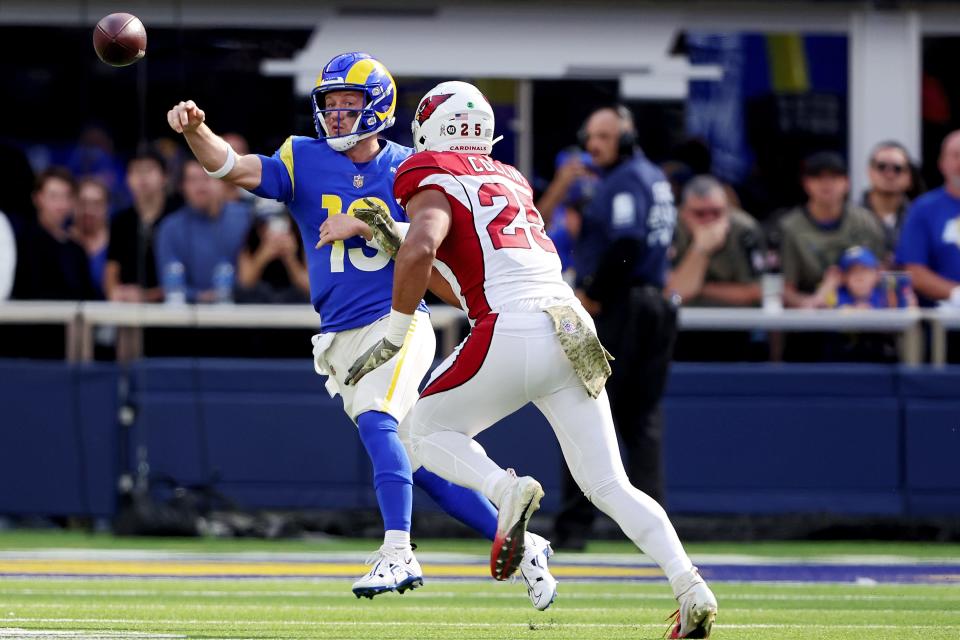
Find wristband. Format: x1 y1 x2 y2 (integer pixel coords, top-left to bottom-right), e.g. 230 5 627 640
204 144 237 179
384 309 414 345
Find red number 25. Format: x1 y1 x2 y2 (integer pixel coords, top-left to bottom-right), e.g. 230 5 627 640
480 183 556 253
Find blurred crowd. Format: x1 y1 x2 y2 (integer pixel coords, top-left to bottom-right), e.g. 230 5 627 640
1 119 960 362
0 132 310 308
541 137 958 314
535 126 960 362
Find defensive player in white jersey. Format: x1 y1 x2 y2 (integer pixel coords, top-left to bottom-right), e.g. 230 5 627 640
346 81 718 638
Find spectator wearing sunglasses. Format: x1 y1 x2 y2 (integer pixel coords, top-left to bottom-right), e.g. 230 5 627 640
667 174 765 307
862 141 914 256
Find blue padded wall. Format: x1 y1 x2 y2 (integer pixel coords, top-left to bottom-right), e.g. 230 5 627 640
1 359 958 518
0 361 118 517
900 367 960 515
128 359 369 510
663 364 902 515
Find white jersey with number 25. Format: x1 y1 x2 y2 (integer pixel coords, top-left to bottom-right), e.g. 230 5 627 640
394 151 573 322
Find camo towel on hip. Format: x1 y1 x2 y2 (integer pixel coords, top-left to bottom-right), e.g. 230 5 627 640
543 305 614 399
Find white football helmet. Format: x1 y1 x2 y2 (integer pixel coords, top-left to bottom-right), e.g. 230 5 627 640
411 81 501 154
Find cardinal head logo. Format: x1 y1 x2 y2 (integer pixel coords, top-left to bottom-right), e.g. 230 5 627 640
415 93 454 125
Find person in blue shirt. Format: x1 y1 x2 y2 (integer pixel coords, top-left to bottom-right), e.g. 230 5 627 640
896 130 960 308
154 160 251 303
555 105 677 550
165 52 555 607
833 245 915 309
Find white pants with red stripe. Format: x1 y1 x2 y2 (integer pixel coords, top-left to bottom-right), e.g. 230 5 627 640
408 310 694 582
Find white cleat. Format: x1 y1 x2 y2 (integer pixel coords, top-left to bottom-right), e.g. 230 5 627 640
518 532 557 610
490 471 544 581
351 544 423 599
668 568 718 638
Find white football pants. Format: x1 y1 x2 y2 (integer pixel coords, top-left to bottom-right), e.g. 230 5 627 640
315 310 435 426
409 310 694 582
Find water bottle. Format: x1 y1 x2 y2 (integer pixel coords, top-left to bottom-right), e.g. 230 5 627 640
761 249 783 313
213 262 235 304
163 261 187 305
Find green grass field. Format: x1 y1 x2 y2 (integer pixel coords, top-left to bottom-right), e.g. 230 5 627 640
0 532 958 639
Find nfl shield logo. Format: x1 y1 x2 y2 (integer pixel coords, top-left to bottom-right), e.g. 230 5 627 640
353 175 364 189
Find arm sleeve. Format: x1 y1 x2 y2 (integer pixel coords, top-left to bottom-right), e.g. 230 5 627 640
250 136 294 203
894 203 929 267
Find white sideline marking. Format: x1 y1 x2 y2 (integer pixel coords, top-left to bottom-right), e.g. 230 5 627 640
7 602 959 616
2 619 959 630
0 631 182 638
1 587 959 602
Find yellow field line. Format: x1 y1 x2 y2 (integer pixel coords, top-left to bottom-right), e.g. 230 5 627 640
0 560 661 579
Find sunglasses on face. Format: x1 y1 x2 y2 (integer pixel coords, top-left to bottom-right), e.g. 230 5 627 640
688 207 724 218
871 161 907 175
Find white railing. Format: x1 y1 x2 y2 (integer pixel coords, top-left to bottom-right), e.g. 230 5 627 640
0 301 958 365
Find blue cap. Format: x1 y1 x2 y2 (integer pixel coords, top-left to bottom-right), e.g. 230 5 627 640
838 245 879 271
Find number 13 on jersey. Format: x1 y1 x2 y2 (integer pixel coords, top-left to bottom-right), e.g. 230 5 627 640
322 194 393 273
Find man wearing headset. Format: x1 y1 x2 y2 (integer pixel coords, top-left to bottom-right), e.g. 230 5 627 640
553 105 678 550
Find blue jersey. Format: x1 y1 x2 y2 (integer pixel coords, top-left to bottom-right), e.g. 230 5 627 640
252 137 426 332
575 151 676 291
835 274 911 309
895 187 960 303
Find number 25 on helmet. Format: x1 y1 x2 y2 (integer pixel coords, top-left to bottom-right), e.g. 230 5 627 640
411 81 502 155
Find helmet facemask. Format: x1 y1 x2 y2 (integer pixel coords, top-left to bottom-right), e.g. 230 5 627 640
310 52 397 152
312 88 395 152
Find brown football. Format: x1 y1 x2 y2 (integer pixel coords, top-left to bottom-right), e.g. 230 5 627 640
93 13 146 67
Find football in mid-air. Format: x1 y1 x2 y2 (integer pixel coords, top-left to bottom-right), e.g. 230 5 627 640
93 13 146 67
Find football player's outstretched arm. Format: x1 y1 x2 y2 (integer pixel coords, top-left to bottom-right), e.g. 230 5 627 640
167 100 262 191
393 190 452 314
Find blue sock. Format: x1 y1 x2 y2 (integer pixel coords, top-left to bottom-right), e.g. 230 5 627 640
356 411 412 533
413 467 498 541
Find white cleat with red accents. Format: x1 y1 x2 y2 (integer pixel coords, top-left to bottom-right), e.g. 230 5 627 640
490 471 544 581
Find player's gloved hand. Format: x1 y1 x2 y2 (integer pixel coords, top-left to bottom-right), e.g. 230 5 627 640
345 338 401 386
353 198 404 258
345 309 415 385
